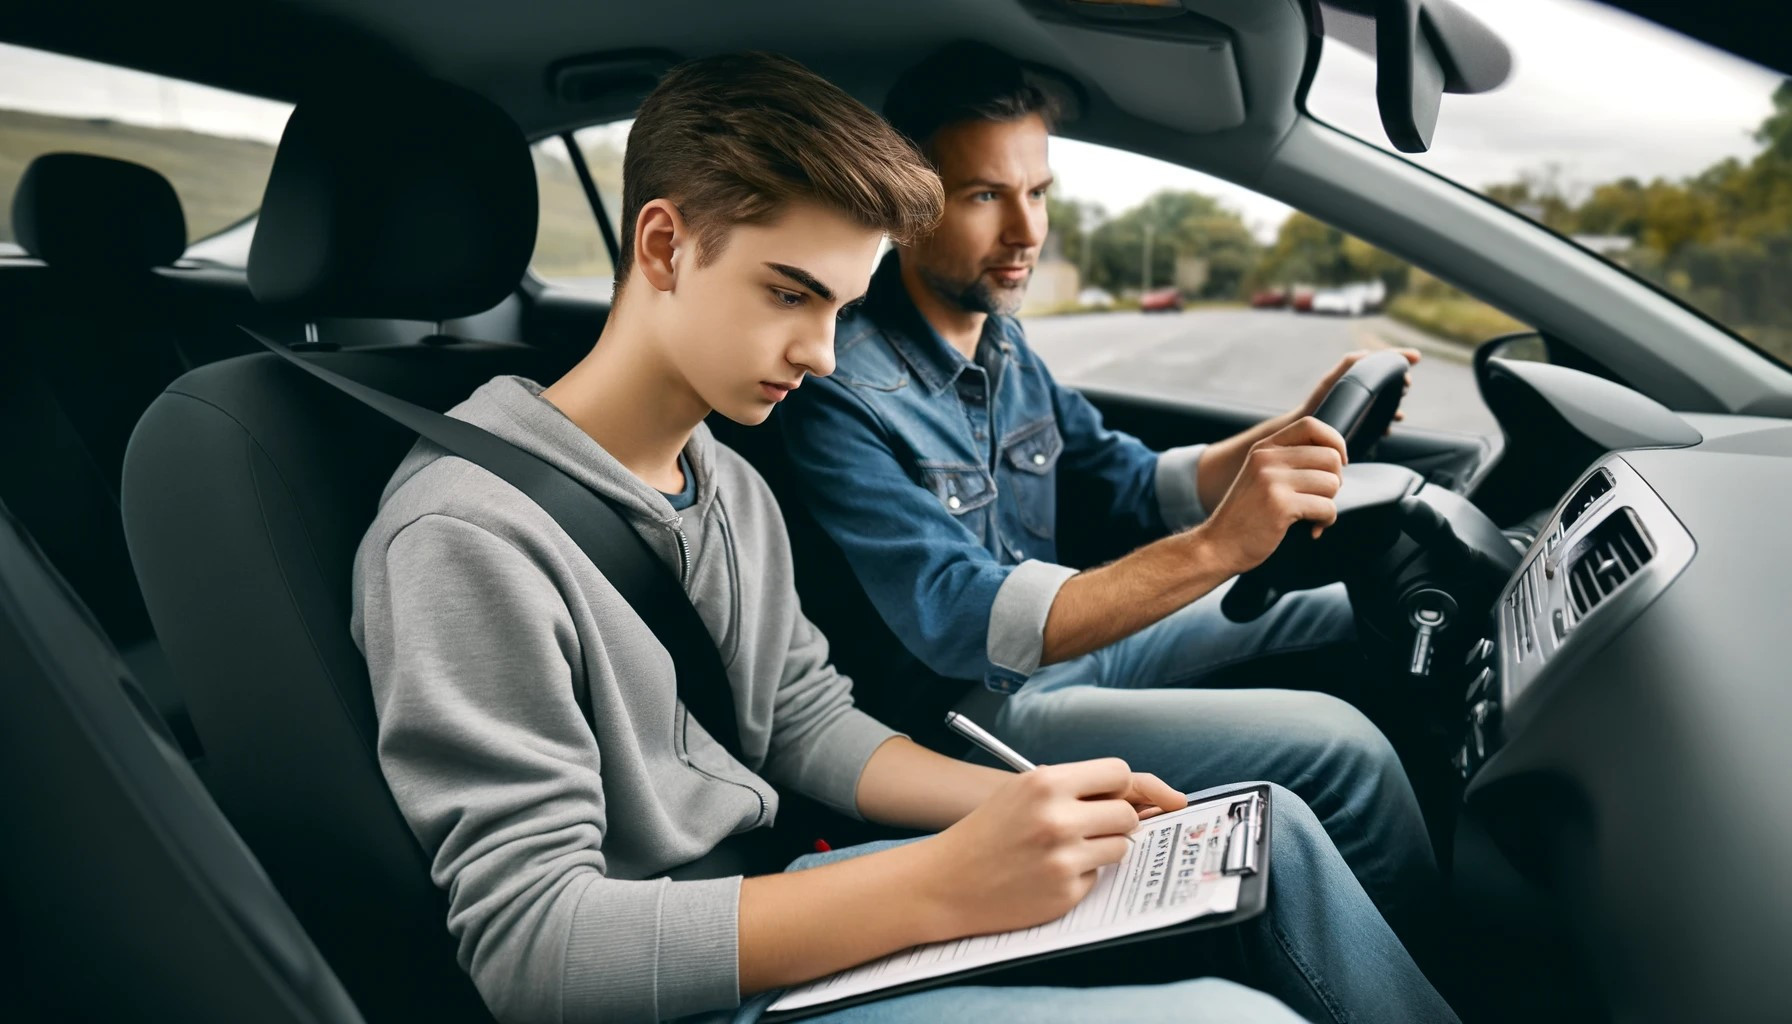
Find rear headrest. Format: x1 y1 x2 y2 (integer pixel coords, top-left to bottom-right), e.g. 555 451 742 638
11 153 186 270
248 76 537 322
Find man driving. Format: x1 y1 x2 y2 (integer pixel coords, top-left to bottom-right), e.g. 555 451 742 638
779 41 1434 940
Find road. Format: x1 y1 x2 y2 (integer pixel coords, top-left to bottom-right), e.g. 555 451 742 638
1018 308 1500 438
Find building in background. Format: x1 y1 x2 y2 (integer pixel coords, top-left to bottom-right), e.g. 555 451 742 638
1020 233 1080 314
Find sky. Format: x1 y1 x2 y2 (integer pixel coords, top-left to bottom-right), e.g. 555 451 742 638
1 0 1783 243
0 43 293 143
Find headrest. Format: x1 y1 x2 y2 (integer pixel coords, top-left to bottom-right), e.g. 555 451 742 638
248 77 537 321
11 153 186 271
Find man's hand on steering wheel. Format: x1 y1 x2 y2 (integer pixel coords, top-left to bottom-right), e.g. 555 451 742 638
1297 348 1421 429
1212 348 1426 621
1198 416 1350 577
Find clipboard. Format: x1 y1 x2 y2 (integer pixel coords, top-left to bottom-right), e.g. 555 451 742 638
760 782 1273 1022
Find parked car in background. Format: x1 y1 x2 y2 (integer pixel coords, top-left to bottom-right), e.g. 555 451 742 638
1360 278 1388 310
1250 286 1290 308
1291 285 1316 312
1139 286 1184 312
1307 281 1386 316
1077 286 1115 309
1312 285 1369 316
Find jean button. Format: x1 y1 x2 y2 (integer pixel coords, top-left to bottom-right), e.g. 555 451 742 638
1031 453 1046 466
948 496 962 510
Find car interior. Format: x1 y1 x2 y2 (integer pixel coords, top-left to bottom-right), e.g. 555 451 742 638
4 1 1791 1023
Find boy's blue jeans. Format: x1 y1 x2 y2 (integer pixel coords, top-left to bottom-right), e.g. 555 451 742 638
727 782 1457 1024
991 582 1439 941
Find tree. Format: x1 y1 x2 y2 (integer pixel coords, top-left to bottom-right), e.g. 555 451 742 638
1046 193 1102 276
1754 80 1792 162
1480 163 1581 232
1255 212 1353 286
1512 77 1792 363
1082 189 1259 297
1182 214 1260 298
1341 235 1411 292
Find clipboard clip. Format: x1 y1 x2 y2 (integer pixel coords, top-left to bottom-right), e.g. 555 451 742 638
1222 792 1263 876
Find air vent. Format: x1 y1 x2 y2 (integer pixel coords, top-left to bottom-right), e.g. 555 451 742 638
1567 508 1653 620
1560 468 1614 532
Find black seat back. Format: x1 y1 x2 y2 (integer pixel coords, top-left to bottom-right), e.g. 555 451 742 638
121 78 546 1024
0 498 365 1024
0 153 268 758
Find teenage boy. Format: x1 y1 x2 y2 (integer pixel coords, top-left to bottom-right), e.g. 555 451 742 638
779 42 1435 933
352 53 1456 1023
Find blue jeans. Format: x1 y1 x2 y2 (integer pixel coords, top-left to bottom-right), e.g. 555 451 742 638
992 582 1438 943
725 783 1458 1023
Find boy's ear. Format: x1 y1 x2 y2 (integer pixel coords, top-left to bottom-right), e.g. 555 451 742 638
634 198 685 294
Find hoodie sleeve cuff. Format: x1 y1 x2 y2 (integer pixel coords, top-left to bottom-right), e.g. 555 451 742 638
562 874 741 1021
986 559 1079 678
1155 443 1210 531
796 709 903 821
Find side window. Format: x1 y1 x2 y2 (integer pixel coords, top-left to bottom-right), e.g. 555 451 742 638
529 121 629 297
1026 139 1524 438
0 42 292 256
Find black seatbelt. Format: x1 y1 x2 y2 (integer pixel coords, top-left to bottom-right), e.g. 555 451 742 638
244 328 747 764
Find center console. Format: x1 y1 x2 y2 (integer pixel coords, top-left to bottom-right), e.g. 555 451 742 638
1456 455 1695 777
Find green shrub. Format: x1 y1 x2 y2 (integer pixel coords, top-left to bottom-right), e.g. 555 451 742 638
1386 295 1529 346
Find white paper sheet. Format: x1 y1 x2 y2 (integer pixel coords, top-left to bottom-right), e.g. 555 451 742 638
768 790 1256 1014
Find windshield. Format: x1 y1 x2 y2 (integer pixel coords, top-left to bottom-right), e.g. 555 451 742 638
1304 0 1792 367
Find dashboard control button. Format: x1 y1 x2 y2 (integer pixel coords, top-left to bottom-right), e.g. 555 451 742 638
1468 699 1500 761
1465 667 1493 703
1465 638 1494 667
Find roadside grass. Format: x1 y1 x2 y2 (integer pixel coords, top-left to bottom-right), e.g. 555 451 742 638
1386 294 1529 347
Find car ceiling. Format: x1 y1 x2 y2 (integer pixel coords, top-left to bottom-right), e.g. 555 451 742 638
5 0 1315 184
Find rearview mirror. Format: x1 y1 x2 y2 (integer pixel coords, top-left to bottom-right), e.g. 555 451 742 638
1323 1 1513 153
1375 0 1444 152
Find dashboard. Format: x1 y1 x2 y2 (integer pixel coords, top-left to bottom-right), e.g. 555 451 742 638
1453 402 1792 1023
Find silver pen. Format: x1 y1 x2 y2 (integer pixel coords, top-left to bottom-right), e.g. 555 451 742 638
944 711 1038 773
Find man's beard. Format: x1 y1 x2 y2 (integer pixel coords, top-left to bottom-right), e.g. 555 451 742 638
918 263 1029 317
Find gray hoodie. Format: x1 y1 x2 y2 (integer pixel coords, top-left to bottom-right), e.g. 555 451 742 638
350 376 899 1023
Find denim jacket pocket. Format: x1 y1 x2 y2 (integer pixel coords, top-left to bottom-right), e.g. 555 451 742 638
918 461 996 531
1000 418 1062 538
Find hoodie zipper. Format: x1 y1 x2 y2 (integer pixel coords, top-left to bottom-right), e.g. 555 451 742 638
671 516 692 587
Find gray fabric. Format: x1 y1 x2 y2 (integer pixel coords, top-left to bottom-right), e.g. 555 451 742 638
351 376 899 1023
986 559 1079 677
1154 443 1210 531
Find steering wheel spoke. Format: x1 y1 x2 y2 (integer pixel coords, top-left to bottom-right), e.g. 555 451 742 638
1222 351 1417 622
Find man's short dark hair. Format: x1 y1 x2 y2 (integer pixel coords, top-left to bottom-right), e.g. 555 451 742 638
883 42 1062 158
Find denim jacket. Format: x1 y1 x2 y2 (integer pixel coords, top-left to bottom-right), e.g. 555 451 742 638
779 253 1209 692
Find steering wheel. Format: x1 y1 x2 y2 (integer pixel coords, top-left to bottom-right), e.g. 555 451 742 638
1221 350 1413 622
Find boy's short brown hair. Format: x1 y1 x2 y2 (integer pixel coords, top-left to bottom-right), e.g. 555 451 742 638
617 52 943 292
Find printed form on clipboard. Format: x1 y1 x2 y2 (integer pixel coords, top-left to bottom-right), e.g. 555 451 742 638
764 784 1271 1020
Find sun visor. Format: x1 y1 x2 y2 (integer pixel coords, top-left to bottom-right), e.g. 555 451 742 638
1033 20 1245 133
